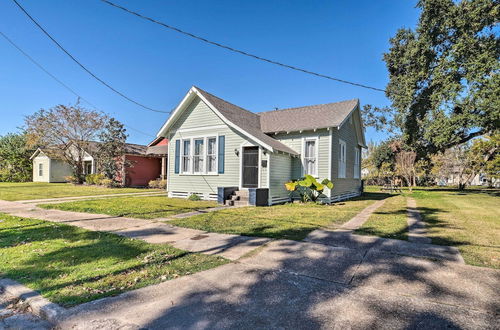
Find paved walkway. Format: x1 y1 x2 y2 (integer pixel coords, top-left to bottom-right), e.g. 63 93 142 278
0 199 497 328
56 239 498 329
0 200 269 261
339 199 386 230
407 197 432 244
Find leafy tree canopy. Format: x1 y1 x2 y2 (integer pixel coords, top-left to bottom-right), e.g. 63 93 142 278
0 132 34 182
379 0 499 153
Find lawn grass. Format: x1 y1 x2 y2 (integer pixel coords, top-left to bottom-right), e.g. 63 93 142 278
40 196 218 219
0 213 227 307
355 195 408 240
0 182 157 201
410 188 500 269
170 193 388 240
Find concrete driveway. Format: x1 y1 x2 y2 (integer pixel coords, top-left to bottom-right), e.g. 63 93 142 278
58 239 499 329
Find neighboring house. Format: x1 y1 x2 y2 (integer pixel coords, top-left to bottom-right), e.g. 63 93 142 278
30 148 73 183
30 141 168 186
156 86 366 206
437 172 499 187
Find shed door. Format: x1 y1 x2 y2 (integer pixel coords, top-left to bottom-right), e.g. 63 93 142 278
242 147 259 188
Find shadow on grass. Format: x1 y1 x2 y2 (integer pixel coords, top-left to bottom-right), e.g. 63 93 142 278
0 217 222 307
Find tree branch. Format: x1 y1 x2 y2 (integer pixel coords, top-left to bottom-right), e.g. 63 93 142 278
444 130 485 149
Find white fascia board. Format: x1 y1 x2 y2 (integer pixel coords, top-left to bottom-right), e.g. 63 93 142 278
156 86 275 153
156 87 197 138
193 87 275 152
337 99 360 130
29 148 43 160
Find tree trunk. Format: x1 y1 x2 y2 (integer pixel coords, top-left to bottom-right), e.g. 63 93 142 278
458 182 466 190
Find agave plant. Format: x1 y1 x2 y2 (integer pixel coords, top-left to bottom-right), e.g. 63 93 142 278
285 174 334 203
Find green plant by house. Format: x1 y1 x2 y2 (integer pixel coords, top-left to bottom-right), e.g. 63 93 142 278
285 175 334 203
188 194 202 201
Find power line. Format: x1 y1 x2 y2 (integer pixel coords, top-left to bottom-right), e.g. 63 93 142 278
0 30 156 138
11 0 170 114
100 0 387 94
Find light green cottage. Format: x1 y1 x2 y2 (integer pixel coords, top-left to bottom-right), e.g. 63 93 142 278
157 86 366 206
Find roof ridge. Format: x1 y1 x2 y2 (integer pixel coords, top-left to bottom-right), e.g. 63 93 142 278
259 98 359 114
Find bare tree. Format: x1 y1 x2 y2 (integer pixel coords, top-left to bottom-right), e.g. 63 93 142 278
395 151 417 193
25 104 108 183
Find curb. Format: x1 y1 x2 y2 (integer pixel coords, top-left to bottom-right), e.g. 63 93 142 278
0 278 66 324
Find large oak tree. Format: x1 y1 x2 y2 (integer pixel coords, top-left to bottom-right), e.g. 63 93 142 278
382 0 499 154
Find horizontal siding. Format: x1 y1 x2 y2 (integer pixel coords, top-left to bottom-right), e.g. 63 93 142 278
274 129 330 180
171 97 224 131
168 126 247 195
331 112 362 198
167 97 262 197
269 152 292 203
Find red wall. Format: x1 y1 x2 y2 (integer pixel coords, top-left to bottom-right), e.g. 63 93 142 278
154 138 168 146
123 155 162 187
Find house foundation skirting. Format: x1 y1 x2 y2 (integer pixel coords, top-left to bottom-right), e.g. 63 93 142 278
168 191 218 201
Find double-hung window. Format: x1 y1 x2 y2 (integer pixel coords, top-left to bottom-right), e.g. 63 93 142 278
303 138 317 177
338 140 346 178
38 163 43 177
182 140 191 173
207 137 217 173
193 138 204 173
354 148 360 179
180 136 218 175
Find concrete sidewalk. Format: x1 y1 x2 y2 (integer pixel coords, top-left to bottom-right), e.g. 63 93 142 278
0 200 269 260
1 199 498 329
57 247 499 329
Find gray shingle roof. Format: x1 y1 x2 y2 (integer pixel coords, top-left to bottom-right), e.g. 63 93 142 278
259 99 359 133
195 87 360 153
195 87 299 155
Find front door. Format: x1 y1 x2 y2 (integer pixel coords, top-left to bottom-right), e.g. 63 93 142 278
242 147 259 188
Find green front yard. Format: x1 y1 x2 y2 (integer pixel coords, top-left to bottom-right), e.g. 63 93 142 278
411 188 500 269
0 213 227 307
170 193 388 240
355 195 408 241
360 186 499 268
40 196 218 219
0 182 158 201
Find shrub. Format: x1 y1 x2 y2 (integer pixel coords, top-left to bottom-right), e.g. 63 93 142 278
188 194 202 201
148 179 167 189
64 175 79 184
100 178 114 188
85 173 105 185
285 175 334 204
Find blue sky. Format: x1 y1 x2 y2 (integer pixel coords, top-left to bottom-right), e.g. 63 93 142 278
0 0 419 145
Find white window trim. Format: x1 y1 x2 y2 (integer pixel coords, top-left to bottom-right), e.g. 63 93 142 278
38 163 43 177
354 147 360 179
206 136 218 175
179 135 218 176
302 136 319 177
338 139 346 179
